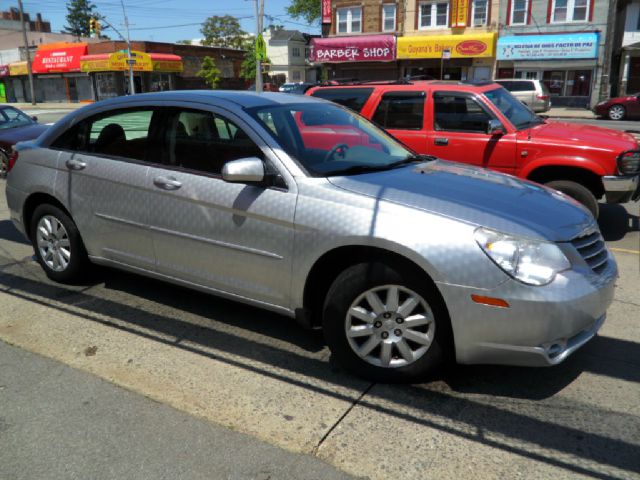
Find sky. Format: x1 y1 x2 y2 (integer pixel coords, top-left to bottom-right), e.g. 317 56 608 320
13 0 319 43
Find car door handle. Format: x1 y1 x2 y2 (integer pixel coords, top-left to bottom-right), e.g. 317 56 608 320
434 138 449 146
153 175 182 190
65 158 86 170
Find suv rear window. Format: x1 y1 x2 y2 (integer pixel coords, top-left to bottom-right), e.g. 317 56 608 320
310 88 374 113
502 81 535 92
372 92 425 130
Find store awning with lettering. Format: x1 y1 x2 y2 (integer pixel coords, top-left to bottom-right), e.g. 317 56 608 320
310 35 396 63
8 61 28 76
32 42 88 73
80 50 183 73
397 33 496 59
497 33 599 61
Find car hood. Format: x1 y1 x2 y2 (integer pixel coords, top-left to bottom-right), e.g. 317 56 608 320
0 123 49 146
327 160 594 242
527 120 637 152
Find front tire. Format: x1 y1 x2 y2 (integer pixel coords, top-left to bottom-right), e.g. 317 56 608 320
30 204 89 283
322 262 451 383
608 104 626 121
545 180 599 218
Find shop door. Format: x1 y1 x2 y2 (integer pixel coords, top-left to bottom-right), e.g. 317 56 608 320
67 77 78 102
569 70 591 96
628 58 640 94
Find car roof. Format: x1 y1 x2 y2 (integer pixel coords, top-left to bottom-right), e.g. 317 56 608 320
307 80 501 95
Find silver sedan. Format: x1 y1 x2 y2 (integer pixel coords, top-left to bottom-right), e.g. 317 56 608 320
5 91 617 382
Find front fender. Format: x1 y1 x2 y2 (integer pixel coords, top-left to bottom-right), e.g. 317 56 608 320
519 156 608 179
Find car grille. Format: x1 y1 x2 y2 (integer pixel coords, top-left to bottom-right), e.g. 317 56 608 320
571 230 608 274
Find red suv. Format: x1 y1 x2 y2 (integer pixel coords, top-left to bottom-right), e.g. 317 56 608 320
307 80 640 217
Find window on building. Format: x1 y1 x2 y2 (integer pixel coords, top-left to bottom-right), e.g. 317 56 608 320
472 0 488 26
337 7 362 33
419 1 449 28
292 70 302 81
382 4 397 31
372 92 425 130
510 0 528 24
292 47 301 57
552 0 588 22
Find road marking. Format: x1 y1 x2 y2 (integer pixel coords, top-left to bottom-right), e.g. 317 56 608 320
610 247 640 255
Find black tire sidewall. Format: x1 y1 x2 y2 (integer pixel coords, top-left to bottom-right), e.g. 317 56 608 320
322 262 451 383
545 180 599 218
30 204 87 283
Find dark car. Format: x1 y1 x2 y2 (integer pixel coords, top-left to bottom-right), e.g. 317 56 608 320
593 93 640 120
0 106 48 177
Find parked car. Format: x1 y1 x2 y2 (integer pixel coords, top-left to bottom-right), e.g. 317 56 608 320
0 105 48 177
307 80 640 217
6 91 617 382
278 82 315 94
246 83 279 92
494 79 551 113
593 93 640 120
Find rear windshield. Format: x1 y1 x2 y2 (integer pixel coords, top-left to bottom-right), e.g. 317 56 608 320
310 88 374 113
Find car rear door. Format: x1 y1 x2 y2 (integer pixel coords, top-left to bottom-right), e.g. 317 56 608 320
369 91 428 153
55 107 159 270
144 106 297 309
426 91 517 173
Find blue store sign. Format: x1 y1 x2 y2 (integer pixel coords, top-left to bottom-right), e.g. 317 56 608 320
497 33 599 61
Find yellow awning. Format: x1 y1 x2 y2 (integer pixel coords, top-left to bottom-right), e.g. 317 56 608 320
9 61 28 76
397 33 497 59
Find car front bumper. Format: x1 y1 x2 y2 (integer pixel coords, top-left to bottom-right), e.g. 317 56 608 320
603 174 640 203
437 250 617 367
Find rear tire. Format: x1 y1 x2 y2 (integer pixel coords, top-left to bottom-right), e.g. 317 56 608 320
545 180 599 218
30 204 89 283
0 151 8 178
608 104 626 121
322 262 452 383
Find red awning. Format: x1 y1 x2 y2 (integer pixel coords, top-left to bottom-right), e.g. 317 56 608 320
32 43 88 74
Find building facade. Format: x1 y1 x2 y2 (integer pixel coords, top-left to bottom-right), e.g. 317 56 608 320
615 0 640 95
263 28 315 83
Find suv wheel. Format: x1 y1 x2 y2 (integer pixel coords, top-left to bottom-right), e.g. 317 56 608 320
322 262 450 382
30 204 89 283
608 104 626 121
545 180 599 218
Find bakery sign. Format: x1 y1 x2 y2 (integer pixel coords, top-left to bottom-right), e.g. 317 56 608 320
310 35 396 62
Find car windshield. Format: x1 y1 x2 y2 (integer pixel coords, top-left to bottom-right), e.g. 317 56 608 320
0 107 34 130
246 102 416 176
484 87 543 130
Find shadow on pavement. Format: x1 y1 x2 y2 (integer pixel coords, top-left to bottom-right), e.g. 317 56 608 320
1 264 639 479
598 204 639 241
0 219 30 245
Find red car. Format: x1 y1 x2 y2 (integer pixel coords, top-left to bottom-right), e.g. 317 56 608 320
0 105 48 177
307 80 640 217
593 93 640 121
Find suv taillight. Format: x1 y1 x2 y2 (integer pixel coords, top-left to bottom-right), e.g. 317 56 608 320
7 150 18 173
536 94 550 101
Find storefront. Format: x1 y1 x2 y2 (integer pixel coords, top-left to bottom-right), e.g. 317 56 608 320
496 33 599 108
0 65 8 102
310 35 398 81
80 50 183 100
396 33 497 81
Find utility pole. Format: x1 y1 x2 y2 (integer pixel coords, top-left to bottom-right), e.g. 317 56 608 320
17 0 36 105
120 0 135 95
255 0 264 92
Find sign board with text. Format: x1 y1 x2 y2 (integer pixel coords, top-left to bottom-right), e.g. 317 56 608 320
310 35 396 62
497 33 599 60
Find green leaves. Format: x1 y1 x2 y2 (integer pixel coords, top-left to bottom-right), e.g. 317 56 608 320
200 15 247 50
196 56 222 89
63 0 97 37
286 0 321 24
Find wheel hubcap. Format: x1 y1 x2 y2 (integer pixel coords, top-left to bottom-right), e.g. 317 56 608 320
610 106 624 119
345 285 435 368
36 215 71 272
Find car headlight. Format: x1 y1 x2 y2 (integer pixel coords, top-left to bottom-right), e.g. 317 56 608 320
474 228 570 286
617 151 640 175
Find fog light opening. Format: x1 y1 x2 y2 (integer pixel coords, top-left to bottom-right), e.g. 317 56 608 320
547 343 565 359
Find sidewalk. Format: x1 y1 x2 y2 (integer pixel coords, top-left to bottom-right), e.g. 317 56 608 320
546 106 597 119
0 340 353 480
7 101 86 111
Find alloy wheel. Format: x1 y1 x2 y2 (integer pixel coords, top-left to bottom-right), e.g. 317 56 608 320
36 215 71 272
609 105 625 120
345 285 435 368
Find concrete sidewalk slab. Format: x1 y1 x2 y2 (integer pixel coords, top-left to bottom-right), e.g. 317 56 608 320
546 107 596 119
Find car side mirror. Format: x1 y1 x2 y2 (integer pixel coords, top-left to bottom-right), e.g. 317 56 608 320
486 119 506 136
222 157 265 183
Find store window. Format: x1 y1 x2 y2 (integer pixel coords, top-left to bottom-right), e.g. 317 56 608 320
515 70 539 79
510 0 528 24
552 0 588 22
291 70 302 81
472 0 488 26
382 4 396 31
95 73 118 100
419 1 449 29
292 47 301 57
372 92 425 130
542 71 565 96
150 73 172 92
337 7 362 33
566 70 591 96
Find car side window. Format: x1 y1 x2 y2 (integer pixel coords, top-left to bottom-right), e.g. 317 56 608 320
310 88 374 112
511 81 534 92
433 94 492 133
372 92 425 130
166 109 263 175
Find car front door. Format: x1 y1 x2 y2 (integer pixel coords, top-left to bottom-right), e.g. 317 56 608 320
145 107 296 309
53 107 159 270
370 91 428 153
427 91 517 174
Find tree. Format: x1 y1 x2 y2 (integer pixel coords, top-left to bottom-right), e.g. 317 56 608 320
197 56 222 89
286 0 321 24
240 42 271 81
266 24 285 31
176 39 193 45
201 15 246 49
63 0 97 37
